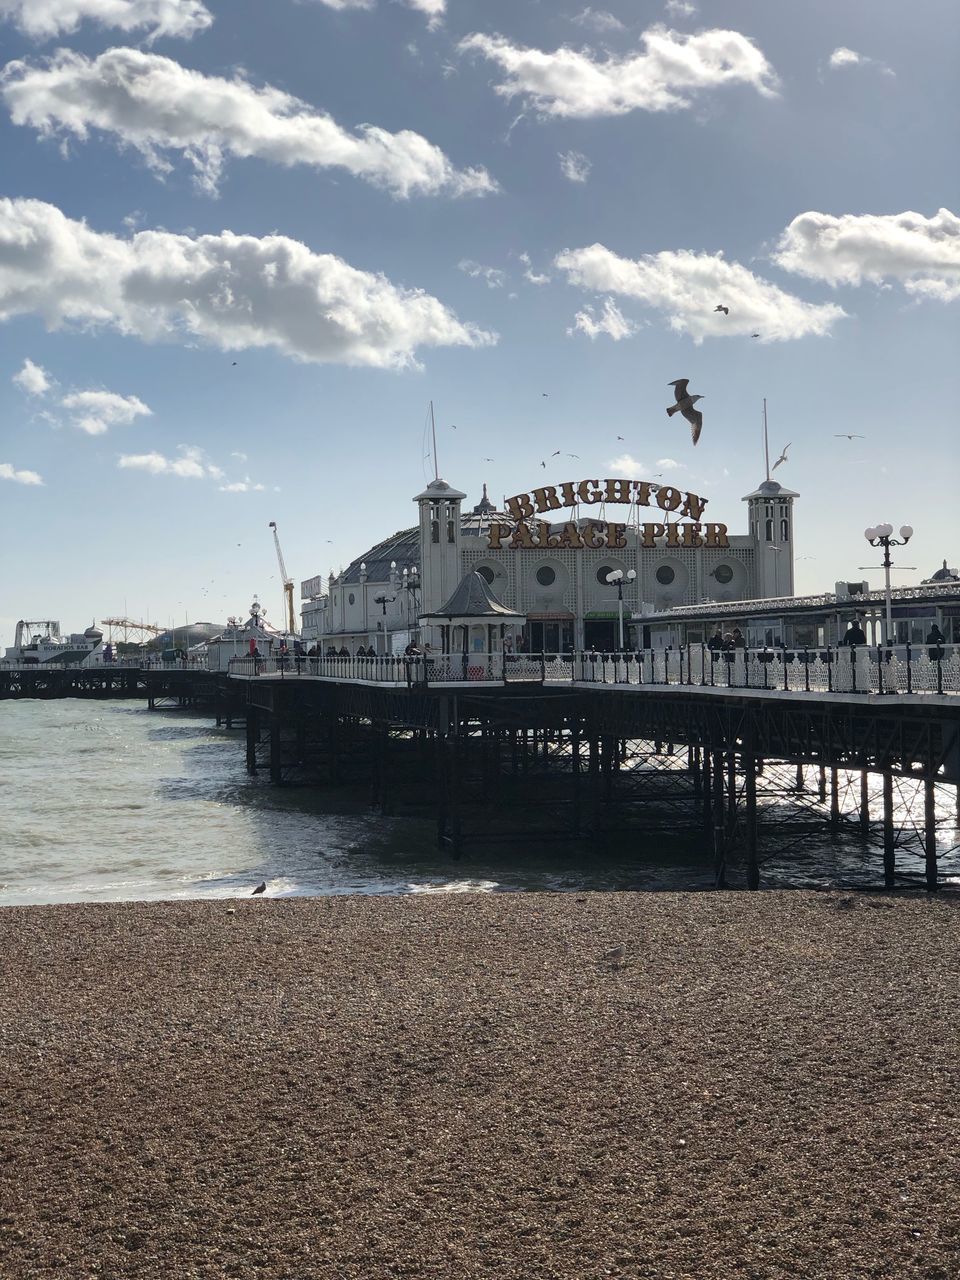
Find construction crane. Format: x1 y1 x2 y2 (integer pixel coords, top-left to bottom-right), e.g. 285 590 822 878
268 521 297 634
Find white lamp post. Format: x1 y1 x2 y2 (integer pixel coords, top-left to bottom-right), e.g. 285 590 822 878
864 524 913 647
605 569 637 650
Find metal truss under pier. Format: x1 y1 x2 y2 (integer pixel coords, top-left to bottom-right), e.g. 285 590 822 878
222 676 960 893
0 665 149 700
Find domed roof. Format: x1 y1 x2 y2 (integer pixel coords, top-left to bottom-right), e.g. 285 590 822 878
83 625 103 639
925 559 959 583
338 488 509 584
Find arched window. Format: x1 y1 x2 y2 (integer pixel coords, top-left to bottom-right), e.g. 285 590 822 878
431 520 440 544
781 518 790 542
447 519 455 543
765 518 774 541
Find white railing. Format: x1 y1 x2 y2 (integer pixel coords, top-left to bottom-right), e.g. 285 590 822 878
223 645 960 695
575 644 960 696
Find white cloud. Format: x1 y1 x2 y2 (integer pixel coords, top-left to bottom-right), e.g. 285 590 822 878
0 0 211 40
774 209 960 301
567 298 638 341
0 197 497 368
555 242 845 342
828 46 893 76
656 457 683 469
230 451 248 462
458 25 778 118
518 251 550 285
1 47 496 199
0 461 43 484
219 480 265 492
664 0 697 17
12 356 50 395
61 388 152 435
305 0 445 23
559 149 591 183
458 258 507 288
572 8 624 33
118 445 218 478
607 453 646 479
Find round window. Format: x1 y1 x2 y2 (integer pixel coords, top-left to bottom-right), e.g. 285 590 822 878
536 566 556 587
596 565 617 585
348 592 356 605
714 564 734 584
655 565 675 585
477 566 495 585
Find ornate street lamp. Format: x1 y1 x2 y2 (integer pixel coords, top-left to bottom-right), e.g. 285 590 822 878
864 523 913 647
605 568 637 650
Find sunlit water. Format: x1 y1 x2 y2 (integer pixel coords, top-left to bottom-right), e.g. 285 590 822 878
0 701 956 905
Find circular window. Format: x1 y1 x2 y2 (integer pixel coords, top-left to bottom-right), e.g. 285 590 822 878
348 592 356 605
714 565 734 584
655 565 676 585
476 566 495 585
536 566 556 587
597 565 617 585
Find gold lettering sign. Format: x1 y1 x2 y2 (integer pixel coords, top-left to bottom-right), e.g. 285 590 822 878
488 478 728 550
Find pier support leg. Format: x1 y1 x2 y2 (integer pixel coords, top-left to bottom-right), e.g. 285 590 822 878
571 717 582 835
818 765 827 803
830 768 840 839
924 778 938 893
245 709 258 774
745 750 759 891
702 749 712 836
795 763 805 792
726 749 737 837
436 734 448 850
269 722 282 786
691 746 702 798
882 770 895 889
712 750 726 889
449 733 462 859
589 735 601 830
859 771 870 834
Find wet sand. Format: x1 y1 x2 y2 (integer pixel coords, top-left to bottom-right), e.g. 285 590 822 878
1 891 958 1279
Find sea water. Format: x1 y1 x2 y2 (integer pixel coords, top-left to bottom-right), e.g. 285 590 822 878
0 700 956 905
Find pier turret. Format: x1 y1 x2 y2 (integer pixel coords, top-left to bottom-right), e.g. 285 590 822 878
743 479 799 598
414 478 467 617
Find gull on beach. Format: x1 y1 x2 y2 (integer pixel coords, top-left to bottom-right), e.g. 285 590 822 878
666 379 704 445
252 881 267 895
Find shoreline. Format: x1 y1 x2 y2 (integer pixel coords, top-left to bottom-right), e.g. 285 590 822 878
2 891 958 1278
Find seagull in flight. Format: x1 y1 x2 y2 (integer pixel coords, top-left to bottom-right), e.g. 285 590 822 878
617 435 624 441
540 460 546 468
771 442 791 472
835 433 865 440
666 378 704 445
541 392 549 397
551 449 561 456
482 457 495 462
751 333 761 339
714 305 729 315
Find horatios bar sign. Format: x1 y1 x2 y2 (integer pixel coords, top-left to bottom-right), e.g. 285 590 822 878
487 477 729 550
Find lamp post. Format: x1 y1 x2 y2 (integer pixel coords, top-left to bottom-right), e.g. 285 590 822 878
605 569 637 650
864 523 913 647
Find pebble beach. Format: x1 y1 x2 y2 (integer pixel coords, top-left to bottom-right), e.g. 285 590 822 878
2 890 958 1279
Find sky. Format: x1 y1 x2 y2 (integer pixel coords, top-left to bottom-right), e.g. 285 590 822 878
0 0 957 638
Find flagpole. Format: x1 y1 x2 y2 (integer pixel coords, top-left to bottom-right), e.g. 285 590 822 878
763 398 770 481
430 400 439 481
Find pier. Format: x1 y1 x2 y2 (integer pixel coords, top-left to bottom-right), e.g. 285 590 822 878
148 645 960 893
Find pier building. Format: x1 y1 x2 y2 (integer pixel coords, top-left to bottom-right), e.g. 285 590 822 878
301 473 798 654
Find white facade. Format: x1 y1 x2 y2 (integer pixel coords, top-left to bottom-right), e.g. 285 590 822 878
304 474 799 653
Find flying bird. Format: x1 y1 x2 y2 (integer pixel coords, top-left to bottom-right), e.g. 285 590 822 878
541 393 549 397
551 450 561 456
714 305 729 315
563 453 580 459
482 457 495 462
252 881 267 896
751 333 760 339
232 362 238 366
666 378 704 445
617 435 624 441
540 461 546 468
834 433 864 440
771 442 791 472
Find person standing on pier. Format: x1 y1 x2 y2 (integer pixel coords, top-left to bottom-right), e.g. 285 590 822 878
840 620 867 647
926 624 945 661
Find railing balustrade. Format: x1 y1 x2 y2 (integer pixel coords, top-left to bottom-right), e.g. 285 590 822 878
223 644 959 695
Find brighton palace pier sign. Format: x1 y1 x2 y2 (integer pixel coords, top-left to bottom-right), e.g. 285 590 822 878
486 478 729 550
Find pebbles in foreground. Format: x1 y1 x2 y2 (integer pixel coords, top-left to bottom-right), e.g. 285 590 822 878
1 890 958 1279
